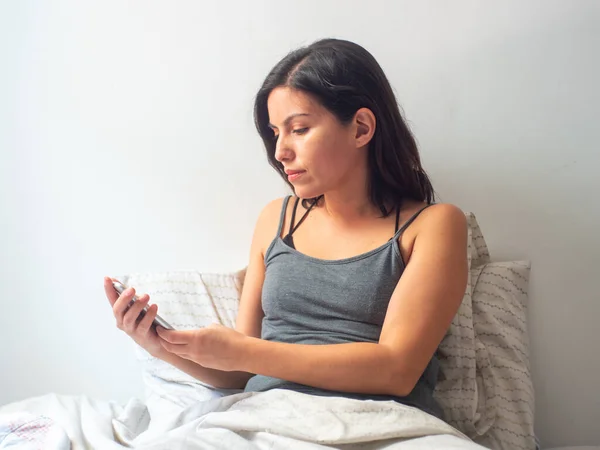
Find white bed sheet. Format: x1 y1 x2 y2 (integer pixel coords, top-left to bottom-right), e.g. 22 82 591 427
0 389 489 449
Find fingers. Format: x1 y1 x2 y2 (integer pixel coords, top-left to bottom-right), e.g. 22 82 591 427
104 277 145 331
103 277 120 306
121 293 149 332
135 303 158 337
158 338 188 357
156 328 189 344
112 285 138 321
156 328 190 357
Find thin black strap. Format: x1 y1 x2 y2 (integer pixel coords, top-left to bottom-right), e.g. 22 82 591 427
395 204 433 237
288 197 318 237
288 197 301 235
275 196 292 238
394 206 401 233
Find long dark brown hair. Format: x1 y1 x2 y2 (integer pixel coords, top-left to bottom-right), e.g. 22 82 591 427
254 38 435 216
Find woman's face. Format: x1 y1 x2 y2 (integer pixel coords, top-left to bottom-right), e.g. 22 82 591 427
267 87 365 199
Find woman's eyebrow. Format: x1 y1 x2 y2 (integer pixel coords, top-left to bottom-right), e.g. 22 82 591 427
268 113 311 129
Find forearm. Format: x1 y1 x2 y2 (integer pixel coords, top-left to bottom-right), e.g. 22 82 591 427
240 339 408 396
158 349 254 390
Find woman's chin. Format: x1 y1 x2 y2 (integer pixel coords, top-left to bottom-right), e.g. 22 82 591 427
293 187 323 200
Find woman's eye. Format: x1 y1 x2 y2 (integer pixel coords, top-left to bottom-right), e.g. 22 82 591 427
271 128 308 141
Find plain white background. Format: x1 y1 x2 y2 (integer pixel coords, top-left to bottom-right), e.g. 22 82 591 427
1 1 598 447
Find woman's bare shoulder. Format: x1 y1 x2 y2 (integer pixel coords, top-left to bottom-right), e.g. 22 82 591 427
256 196 290 226
401 201 465 229
409 203 468 250
398 201 467 263
253 196 292 253
419 203 466 228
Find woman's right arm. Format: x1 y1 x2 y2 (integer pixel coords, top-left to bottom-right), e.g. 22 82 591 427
103 198 282 390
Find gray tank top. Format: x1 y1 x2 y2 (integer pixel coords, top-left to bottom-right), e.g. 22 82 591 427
244 196 442 419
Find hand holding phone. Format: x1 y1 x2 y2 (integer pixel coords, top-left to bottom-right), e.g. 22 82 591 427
111 280 175 330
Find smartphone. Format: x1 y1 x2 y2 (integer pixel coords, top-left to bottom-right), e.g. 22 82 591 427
112 280 175 330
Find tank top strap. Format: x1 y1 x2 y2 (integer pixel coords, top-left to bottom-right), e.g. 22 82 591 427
288 197 301 235
394 204 434 238
275 195 293 238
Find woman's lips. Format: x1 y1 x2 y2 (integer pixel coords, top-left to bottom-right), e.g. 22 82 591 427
285 170 305 181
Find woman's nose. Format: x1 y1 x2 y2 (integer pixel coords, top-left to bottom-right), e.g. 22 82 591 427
274 137 294 162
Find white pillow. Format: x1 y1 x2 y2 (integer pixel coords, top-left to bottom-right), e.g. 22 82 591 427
115 270 246 424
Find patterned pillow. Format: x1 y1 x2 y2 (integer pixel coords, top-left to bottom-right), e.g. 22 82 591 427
434 213 492 436
470 261 534 450
434 215 534 450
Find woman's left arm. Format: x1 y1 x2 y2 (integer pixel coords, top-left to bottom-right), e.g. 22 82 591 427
157 204 468 396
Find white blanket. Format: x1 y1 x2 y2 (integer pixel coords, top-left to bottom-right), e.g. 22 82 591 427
0 389 488 449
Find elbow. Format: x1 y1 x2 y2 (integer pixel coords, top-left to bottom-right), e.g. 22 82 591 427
389 382 416 398
386 366 419 398
211 371 253 390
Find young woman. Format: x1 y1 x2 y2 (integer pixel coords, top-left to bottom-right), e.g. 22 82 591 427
104 38 468 421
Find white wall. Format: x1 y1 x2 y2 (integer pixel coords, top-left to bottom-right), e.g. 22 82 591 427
1 1 598 447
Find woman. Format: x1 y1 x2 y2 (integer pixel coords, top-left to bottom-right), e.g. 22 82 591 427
103 38 467 421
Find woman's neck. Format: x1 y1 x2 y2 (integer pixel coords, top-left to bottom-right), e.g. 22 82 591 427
320 192 383 224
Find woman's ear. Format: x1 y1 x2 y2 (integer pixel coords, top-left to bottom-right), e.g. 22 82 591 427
353 107 376 148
